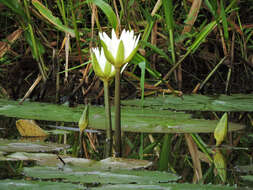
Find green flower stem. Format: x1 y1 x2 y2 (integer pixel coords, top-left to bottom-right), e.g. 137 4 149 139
103 80 112 157
114 67 122 157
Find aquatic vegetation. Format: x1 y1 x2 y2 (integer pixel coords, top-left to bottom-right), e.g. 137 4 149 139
0 0 252 188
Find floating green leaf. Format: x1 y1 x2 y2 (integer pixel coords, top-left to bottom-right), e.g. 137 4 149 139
91 183 239 190
0 179 241 190
23 166 179 184
241 175 253 183
122 94 253 112
0 99 244 134
0 139 69 153
0 180 84 190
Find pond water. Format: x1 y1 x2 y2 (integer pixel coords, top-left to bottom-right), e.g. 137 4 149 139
0 95 252 189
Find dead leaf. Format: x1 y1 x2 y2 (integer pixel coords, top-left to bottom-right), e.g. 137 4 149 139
0 28 23 58
16 119 48 137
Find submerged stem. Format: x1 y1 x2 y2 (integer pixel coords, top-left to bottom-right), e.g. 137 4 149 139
103 80 112 157
114 67 122 157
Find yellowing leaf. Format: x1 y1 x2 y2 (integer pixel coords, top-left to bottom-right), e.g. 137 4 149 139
214 113 228 146
213 149 227 183
16 119 48 137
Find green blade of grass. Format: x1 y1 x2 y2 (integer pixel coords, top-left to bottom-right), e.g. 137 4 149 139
188 20 217 53
139 133 144 160
162 0 174 30
56 0 67 25
140 7 155 43
0 0 27 21
204 0 217 17
191 134 212 162
32 0 76 37
220 0 229 42
23 0 47 81
132 53 162 79
162 0 176 65
159 134 173 171
88 0 118 30
141 41 172 64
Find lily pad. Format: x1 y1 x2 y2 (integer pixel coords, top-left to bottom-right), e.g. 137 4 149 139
91 183 239 190
47 129 71 135
235 165 253 174
23 166 180 184
0 139 69 153
97 157 152 170
6 152 152 170
122 94 253 112
16 119 48 137
241 175 253 182
7 152 59 166
0 179 242 190
0 99 244 133
0 179 84 190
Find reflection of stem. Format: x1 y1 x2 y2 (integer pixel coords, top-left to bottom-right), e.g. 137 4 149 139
103 80 112 157
115 67 122 157
185 134 202 183
79 132 89 158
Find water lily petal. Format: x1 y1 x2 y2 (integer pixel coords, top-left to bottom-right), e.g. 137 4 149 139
121 62 128 74
99 29 140 68
91 47 115 81
93 47 106 72
99 32 111 48
110 29 120 58
120 30 139 60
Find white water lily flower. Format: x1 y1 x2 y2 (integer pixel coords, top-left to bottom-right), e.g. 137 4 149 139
99 29 140 68
91 47 115 81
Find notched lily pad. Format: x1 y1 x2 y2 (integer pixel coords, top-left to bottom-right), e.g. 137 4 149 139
23 166 180 184
122 94 253 112
0 139 69 153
